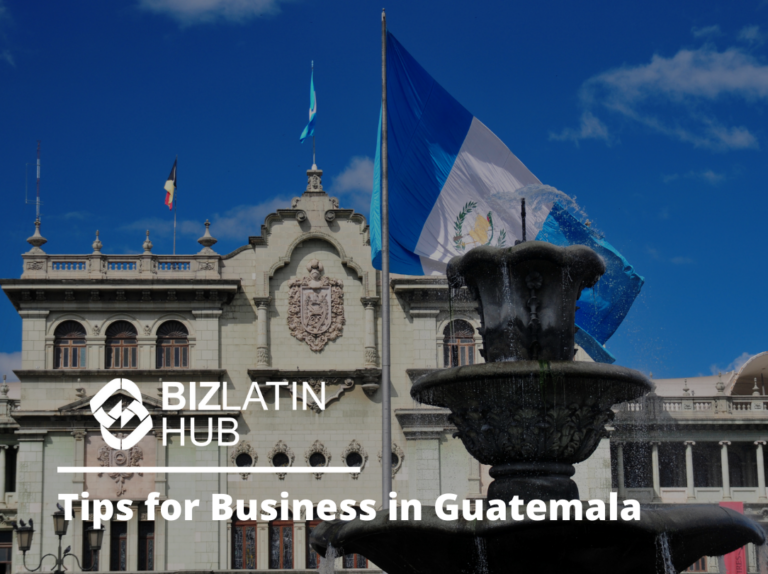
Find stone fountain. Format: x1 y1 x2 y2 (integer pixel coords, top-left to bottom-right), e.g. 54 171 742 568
311 241 765 574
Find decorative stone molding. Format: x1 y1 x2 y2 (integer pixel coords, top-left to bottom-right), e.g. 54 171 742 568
304 440 331 480
395 408 453 440
141 291 152 302
230 441 258 480
64 290 75 301
143 325 151 336
90 290 100 302
364 347 378 367
267 440 294 480
35 290 46 301
306 168 324 192
71 429 87 441
92 324 100 336
27 261 44 270
97 434 144 497
256 348 269 366
379 443 404 480
341 440 367 480
287 260 345 352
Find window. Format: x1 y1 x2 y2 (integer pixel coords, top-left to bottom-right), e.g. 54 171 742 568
343 553 368 569
306 520 322 569
110 521 127 571
4 448 15 495
269 515 293 569
138 521 154 571
54 321 86 369
82 521 99 572
0 531 11 574
232 513 257 570
106 321 138 369
686 557 707 572
443 320 475 367
156 321 189 369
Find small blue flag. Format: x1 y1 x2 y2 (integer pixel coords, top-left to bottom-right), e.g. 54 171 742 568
299 64 316 143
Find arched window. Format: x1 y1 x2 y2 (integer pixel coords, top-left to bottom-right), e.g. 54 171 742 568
54 321 86 369
232 511 257 570
105 321 138 369
443 320 475 367
156 321 189 369
269 511 293 569
306 517 322 569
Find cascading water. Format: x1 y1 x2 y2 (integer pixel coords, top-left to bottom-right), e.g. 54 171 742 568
310 240 765 574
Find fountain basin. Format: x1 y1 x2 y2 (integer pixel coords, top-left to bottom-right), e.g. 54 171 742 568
310 505 765 574
447 241 605 362
411 361 652 500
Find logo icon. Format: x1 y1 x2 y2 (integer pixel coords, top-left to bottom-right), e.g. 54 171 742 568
90 378 153 450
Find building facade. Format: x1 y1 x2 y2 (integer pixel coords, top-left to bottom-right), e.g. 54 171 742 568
0 166 765 573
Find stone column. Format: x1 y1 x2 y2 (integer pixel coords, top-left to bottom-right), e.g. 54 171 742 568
153 430 167 571
16 430 47 562
684 441 696 502
616 442 626 499
361 298 379 367
295 521 306 569
0 445 7 504
257 521 269 570
254 297 271 367
127 513 139 571
651 442 662 502
720 441 732 500
466 453 482 499
755 441 767 502
71 430 86 494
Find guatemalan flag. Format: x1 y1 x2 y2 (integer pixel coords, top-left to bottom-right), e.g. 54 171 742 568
371 32 644 363
299 65 317 144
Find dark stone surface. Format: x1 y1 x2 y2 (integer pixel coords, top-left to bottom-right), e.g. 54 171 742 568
411 361 652 500
311 505 766 574
446 241 605 363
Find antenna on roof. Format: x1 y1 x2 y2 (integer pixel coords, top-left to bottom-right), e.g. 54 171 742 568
24 141 43 220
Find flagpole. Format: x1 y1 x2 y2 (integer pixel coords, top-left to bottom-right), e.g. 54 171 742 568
173 155 177 255
380 7 392 511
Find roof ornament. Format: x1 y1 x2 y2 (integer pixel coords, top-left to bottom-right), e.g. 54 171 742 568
26 218 47 254
753 377 760 396
682 379 691 396
197 220 218 254
715 372 725 395
305 166 324 193
92 230 103 254
142 230 153 254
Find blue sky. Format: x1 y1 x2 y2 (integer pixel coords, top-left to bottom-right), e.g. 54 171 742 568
0 0 766 380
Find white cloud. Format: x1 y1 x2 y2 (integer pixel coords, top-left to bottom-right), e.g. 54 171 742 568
121 197 289 244
331 156 373 195
710 351 755 375
548 111 611 145
691 25 722 38
0 352 21 382
0 49 13 67
738 25 764 45
138 0 286 24
670 256 694 265
662 169 725 184
556 46 768 149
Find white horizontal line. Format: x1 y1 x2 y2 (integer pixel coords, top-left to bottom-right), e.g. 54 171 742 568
58 467 360 474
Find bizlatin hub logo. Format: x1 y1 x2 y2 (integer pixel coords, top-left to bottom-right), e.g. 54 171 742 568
91 378 153 450
89 377 328 447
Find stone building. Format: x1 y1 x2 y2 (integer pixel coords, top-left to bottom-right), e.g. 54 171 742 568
0 166 765 573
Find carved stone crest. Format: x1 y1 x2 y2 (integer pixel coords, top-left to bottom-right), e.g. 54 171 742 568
288 260 345 352
97 434 143 497
230 441 258 481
